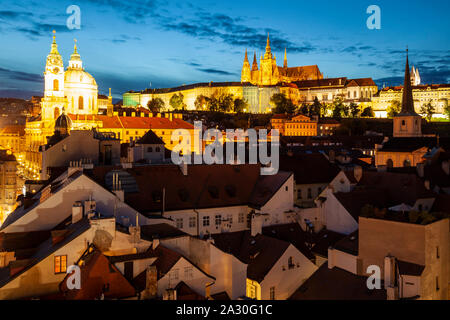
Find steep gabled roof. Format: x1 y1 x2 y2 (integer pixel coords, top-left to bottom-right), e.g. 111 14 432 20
212 230 290 283
136 130 165 145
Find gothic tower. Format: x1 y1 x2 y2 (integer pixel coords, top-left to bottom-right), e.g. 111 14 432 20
393 49 422 138
41 31 67 121
283 48 288 69
259 33 278 85
241 49 251 83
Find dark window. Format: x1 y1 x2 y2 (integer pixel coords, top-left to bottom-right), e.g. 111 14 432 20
307 188 312 199
147 147 153 152
124 261 133 281
78 96 84 110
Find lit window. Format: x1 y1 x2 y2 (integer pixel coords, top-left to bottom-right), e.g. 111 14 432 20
54 255 67 274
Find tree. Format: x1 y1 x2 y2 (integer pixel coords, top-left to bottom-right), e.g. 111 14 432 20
217 93 234 113
311 97 322 117
349 102 360 118
233 98 248 113
147 98 165 113
169 93 187 111
420 102 435 121
331 97 349 119
444 102 450 120
387 100 401 118
361 106 375 117
194 95 208 111
270 93 296 115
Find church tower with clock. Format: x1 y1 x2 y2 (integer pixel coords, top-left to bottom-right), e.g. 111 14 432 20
42 30 67 121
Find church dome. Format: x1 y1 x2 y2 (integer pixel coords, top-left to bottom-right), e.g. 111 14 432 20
55 111 72 133
64 69 97 87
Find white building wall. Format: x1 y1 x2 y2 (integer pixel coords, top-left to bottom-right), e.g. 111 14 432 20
327 248 358 274
259 244 317 300
322 189 358 235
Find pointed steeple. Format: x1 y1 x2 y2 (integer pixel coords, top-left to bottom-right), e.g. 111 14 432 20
252 52 258 71
244 49 249 63
399 48 417 115
264 32 272 59
50 30 59 55
283 48 288 68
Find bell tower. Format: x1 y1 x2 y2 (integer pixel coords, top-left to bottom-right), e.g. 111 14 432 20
393 49 422 138
42 30 67 121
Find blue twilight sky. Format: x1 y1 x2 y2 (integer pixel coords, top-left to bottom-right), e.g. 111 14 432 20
0 0 449 99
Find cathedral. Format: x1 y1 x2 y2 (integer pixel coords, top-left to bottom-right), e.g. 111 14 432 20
241 34 323 85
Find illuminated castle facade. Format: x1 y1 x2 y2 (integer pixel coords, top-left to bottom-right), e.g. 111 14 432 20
241 34 323 85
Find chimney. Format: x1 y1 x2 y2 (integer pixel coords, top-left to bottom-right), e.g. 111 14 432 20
442 160 449 175
353 165 362 182
416 162 425 178
250 213 263 237
152 237 160 250
51 230 68 245
112 172 125 202
142 266 157 300
72 201 83 224
384 255 396 288
180 163 188 176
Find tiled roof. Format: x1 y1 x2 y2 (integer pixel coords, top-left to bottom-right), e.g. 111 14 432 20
249 171 292 209
397 260 425 276
311 228 347 257
174 281 206 300
279 153 340 185
68 114 194 130
345 78 376 87
140 223 188 241
289 263 386 300
136 130 165 145
87 164 265 214
212 230 290 283
262 223 315 261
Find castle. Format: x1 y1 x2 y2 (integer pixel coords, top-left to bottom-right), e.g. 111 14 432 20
241 34 323 85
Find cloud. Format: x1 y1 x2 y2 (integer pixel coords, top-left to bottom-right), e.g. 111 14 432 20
196 68 236 76
0 67 43 83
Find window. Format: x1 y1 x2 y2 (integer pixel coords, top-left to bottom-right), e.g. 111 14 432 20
288 257 295 269
203 216 210 227
238 212 244 224
147 147 153 152
156 147 160 152
78 96 84 110
54 255 67 274
189 217 196 228
270 287 276 300
307 188 312 199
169 269 179 283
176 218 183 229
53 79 59 91
215 215 222 226
318 187 322 194
297 189 302 199
184 267 193 279
285 186 288 191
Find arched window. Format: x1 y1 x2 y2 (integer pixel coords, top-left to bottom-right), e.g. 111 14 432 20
78 96 84 110
54 107 60 119
53 79 59 91
387 159 394 168
403 159 411 167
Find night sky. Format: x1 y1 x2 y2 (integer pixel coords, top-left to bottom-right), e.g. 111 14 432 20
0 0 449 100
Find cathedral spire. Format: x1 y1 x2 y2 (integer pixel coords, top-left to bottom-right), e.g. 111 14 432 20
252 52 258 71
244 49 249 63
284 48 288 68
265 33 271 53
399 48 417 115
